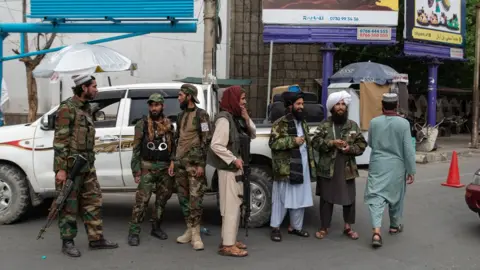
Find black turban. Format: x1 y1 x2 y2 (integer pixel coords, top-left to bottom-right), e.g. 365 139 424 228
282 91 304 108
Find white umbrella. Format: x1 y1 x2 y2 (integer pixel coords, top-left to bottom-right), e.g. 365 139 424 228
33 43 136 81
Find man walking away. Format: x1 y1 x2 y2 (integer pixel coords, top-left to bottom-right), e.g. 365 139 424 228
127 93 176 246
312 90 367 240
364 93 416 248
268 87 316 242
53 74 118 257
208 86 256 257
172 84 212 251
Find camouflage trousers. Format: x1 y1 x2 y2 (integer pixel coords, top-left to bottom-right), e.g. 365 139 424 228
175 161 206 228
54 168 103 242
128 166 174 235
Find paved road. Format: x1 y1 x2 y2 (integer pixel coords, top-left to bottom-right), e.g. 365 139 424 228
2 154 480 270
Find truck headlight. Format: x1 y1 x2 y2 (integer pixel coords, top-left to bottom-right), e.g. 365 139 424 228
473 169 480 185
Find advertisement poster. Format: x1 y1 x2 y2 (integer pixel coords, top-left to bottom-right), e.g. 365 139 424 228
262 0 399 26
405 0 466 47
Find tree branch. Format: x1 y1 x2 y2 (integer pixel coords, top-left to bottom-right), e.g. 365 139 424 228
33 33 57 66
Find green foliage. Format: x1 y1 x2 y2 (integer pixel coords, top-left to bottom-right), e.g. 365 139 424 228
335 0 479 92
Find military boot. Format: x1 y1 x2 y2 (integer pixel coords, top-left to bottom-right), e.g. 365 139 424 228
151 221 168 240
128 233 140 246
89 237 119 250
191 225 204 251
176 225 192 244
62 239 81 257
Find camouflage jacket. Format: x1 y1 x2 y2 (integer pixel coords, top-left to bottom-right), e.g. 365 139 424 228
268 114 316 182
53 95 95 173
172 107 212 167
311 118 367 180
131 116 175 176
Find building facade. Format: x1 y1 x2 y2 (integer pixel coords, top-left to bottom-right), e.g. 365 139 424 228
228 0 324 118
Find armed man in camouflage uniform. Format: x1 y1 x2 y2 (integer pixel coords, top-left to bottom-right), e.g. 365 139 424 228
311 90 367 241
53 74 118 258
171 83 212 251
127 93 176 246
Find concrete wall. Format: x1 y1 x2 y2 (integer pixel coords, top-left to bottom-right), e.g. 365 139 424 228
229 0 324 118
0 0 230 120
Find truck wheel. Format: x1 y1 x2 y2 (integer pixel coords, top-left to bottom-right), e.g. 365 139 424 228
0 164 31 225
249 166 272 228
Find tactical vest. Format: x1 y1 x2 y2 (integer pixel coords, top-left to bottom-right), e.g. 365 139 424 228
207 111 249 171
60 99 96 171
140 118 171 162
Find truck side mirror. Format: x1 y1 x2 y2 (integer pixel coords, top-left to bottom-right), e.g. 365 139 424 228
41 114 56 130
95 111 106 121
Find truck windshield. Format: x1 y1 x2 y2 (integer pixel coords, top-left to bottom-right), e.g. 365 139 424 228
128 97 181 126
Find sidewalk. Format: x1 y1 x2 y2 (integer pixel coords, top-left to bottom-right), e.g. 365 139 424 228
415 134 480 164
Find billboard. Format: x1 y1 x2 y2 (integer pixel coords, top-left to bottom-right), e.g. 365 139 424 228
404 0 466 47
262 0 399 26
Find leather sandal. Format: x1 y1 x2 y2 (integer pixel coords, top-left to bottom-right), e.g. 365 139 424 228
288 228 310 237
315 229 328 239
235 241 247 249
271 228 282 242
218 245 248 257
389 224 404 235
371 233 383 248
218 241 247 250
343 228 359 240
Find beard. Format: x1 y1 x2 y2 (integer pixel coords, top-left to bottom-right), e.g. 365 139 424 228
83 91 95 100
149 110 163 120
292 108 306 121
331 109 348 124
179 100 189 110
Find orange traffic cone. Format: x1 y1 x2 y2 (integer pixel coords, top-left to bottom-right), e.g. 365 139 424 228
441 151 465 188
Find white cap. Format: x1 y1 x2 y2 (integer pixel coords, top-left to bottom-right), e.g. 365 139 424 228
72 74 93 86
382 93 398 102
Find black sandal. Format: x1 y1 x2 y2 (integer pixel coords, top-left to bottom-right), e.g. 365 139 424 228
271 228 282 242
288 229 310 237
389 224 404 235
371 233 383 248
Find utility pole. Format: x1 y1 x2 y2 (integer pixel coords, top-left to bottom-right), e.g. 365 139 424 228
471 4 480 148
202 0 216 84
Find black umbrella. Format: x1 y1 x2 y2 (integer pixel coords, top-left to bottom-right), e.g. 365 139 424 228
330 61 400 85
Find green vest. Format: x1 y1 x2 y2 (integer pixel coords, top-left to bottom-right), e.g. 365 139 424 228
206 111 240 172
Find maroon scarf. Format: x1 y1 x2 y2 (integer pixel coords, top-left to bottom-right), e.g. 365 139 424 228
220 86 244 116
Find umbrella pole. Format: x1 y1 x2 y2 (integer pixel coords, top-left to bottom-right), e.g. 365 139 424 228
320 43 337 119
0 33 6 127
265 40 273 120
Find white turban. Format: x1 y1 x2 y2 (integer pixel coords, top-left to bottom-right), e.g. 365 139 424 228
326 90 352 113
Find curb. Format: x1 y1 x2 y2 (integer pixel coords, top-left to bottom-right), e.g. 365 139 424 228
415 149 480 164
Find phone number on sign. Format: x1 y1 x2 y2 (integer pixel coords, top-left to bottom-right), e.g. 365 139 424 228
358 28 390 34
358 32 390 38
329 16 360 22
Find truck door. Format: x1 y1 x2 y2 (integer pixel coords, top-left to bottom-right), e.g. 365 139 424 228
88 90 127 187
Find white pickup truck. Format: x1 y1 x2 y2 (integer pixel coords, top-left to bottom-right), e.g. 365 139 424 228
0 82 333 228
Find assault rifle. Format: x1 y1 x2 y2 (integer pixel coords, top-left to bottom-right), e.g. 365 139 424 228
37 154 88 240
239 133 251 237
